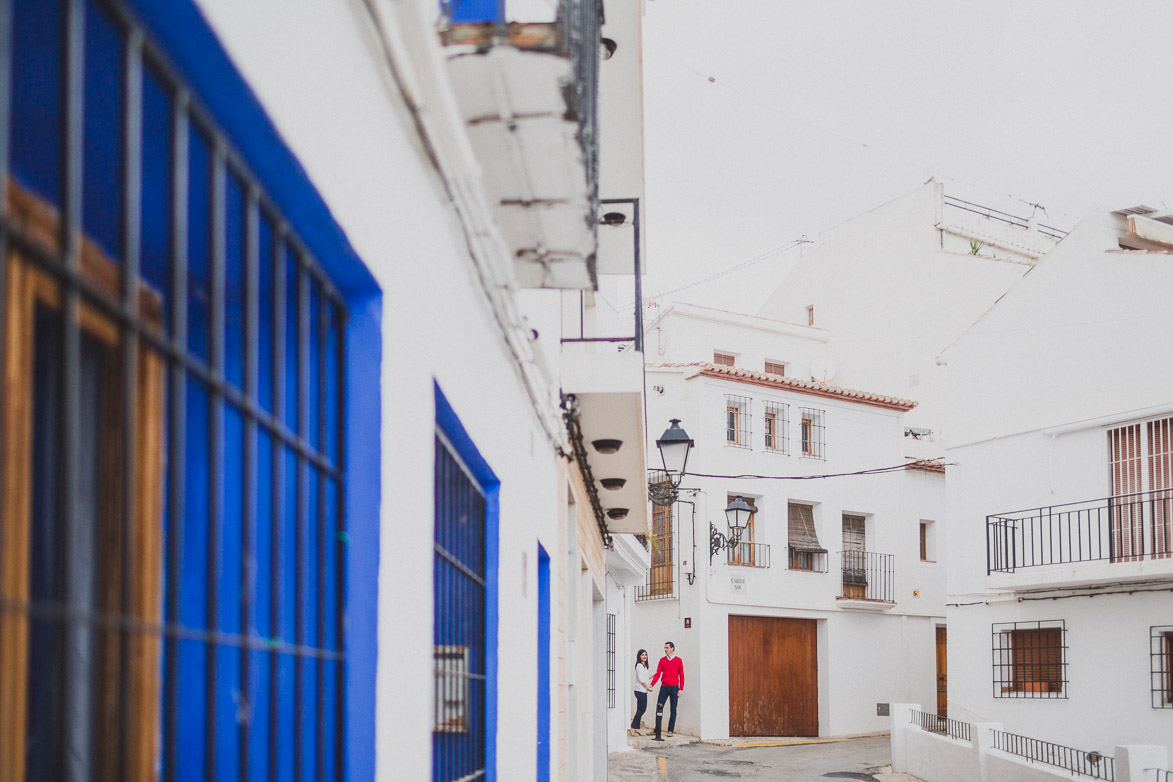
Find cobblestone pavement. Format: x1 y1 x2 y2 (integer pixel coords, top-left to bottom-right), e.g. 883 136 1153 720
608 736 892 782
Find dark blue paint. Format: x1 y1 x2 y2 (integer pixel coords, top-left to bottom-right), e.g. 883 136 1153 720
10 0 61 206
344 294 382 782
448 0 503 24
186 129 210 362
121 0 377 297
434 383 499 782
536 544 551 782
82 0 123 259
139 65 172 331
224 174 246 388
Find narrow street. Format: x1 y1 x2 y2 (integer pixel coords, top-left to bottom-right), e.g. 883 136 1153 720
608 736 892 782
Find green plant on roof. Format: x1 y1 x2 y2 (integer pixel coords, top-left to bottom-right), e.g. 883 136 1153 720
969 239 984 256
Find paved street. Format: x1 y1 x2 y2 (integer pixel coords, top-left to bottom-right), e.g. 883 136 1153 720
608 736 892 781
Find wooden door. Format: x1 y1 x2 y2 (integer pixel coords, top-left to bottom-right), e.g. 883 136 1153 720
935 627 947 718
728 616 818 737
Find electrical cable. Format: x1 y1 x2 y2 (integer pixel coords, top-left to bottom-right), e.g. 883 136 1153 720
649 458 950 482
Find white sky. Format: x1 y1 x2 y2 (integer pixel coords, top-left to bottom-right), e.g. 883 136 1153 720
637 0 1173 315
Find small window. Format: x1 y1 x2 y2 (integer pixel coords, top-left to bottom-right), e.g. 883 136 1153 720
1152 625 1173 708
992 621 1067 698
806 305 815 326
764 361 786 376
799 407 825 460
434 645 471 732
725 395 751 449
920 521 936 562
763 401 788 453
714 351 735 366
787 502 827 572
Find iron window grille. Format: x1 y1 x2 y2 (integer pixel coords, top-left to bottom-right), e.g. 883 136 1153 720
992 620 1067 699
763 400 788 454
725 394 751 449
908 709 971 744
606 613 616 709
637 483 675 601
1 2 348 780
991 730 1114 781
798 407 825 460
1151 625 1173 709
434 434 488 781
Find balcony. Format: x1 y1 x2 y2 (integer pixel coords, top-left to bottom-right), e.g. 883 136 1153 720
727 536 771 569
986 489 1173 591
836 551 895 608
438 0 603 289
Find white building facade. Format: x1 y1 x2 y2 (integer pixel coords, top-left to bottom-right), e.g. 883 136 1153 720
0 1 650 781
628 308 946 740
939 205 1173 760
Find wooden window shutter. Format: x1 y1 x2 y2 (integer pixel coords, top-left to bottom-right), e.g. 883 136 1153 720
1011 628 1063 693
788 503 825 552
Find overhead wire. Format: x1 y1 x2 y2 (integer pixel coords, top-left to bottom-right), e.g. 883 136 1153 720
649 458 950 482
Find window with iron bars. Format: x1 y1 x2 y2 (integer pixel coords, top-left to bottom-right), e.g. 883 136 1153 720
1 2 350 780
637 480 674 601
606 613 616 709
725 394 751 449
1152 625 1173 709
763 400 788 454
992 621 1067 698
798 407 826 460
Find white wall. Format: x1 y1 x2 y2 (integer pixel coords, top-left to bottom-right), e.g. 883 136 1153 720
191 2 609 780
757 180 1038 439
941 207 1173 759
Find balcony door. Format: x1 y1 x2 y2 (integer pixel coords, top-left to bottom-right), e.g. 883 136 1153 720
1109 419 1173 561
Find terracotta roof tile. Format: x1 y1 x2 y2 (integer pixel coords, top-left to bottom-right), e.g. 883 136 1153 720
650 362 917 411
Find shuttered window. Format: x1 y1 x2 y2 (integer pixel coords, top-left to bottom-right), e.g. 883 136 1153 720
714 351 735 366
787 503 826 571
764 361 786 376
1108 418 1173 561
992 621 1066 699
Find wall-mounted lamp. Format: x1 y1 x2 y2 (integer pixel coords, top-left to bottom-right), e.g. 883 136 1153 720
648 419 693 507
601 211 626 226
709 496 752 563
601 37 617 60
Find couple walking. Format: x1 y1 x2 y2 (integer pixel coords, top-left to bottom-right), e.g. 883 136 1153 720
629 642 684 737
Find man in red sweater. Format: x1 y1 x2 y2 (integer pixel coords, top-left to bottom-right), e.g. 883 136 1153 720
650 641 684 736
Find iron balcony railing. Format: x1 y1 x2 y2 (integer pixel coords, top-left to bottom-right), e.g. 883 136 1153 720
838 551 895 602
1153 768 1173 782
908 709 971 744
987 489 1173 574
992 730 1114 781
727 537 770 569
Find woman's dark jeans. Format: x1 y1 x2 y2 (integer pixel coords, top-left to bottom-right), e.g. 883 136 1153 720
631 691 648 729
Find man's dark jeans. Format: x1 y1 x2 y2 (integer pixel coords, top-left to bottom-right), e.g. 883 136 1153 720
656 685 679 732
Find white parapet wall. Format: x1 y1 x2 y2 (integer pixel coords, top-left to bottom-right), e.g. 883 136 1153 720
889 703 1170 782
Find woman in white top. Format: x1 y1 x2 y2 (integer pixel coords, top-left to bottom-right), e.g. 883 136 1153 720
629 649 653 735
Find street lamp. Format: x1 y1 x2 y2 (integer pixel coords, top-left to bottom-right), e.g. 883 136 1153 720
710 496 752 563
648 419 693 507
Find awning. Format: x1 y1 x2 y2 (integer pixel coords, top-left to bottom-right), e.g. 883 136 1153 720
788 503 826 553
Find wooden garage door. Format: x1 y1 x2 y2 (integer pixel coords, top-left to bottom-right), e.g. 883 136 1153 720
728 616 818 737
